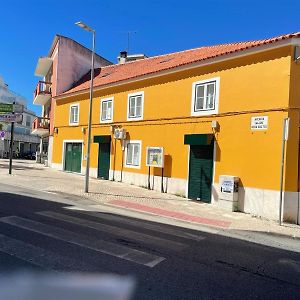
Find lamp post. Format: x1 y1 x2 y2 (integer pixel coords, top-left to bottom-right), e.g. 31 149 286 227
75 21 95 193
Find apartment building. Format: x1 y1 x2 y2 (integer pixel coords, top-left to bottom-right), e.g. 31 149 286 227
50 32 300 224
0 76 39 157
32 35 112 164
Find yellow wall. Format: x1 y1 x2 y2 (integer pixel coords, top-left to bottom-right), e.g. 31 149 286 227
53 46 298 192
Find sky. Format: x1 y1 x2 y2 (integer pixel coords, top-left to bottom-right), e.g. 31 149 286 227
0 0 299 116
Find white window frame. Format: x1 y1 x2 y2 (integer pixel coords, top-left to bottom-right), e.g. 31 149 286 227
69 103 79 125
127 91 144 121
124 140 142 169
191 77 220 116
100 97 114 123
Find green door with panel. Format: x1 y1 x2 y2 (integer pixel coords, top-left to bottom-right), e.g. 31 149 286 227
98 142 110 180
188 144 214 202
64 143 82 173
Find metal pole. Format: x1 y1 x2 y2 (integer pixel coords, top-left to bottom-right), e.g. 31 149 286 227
84 30 96 193
8 121 14 175
279 117 289 225
161 167 164 193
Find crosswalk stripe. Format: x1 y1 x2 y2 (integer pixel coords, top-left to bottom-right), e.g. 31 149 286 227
0 234 94 272
37 211 187 251
65 208 206 241
0 216 165 268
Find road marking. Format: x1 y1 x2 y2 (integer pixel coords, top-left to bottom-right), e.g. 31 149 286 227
37 211 187 251
0 234 93 272
0 216 165 268
64 208 206 241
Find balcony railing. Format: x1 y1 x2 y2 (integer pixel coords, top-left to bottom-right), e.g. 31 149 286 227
33 81 52 105
31 117 50 136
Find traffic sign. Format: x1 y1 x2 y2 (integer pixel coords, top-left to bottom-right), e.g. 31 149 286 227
13 104 24 113
0 103 13 113
0 103 24 113
0 131 5 140
0 114 23 123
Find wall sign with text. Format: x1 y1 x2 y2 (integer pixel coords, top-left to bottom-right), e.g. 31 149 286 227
251 116 268 130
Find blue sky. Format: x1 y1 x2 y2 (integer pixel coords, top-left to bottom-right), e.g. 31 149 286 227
0 0 299 115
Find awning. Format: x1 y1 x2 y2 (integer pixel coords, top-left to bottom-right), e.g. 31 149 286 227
184 134 214 146
93 135 111 143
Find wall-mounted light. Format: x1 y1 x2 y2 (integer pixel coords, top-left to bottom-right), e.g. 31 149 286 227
82 127 86 134
54 127 58 134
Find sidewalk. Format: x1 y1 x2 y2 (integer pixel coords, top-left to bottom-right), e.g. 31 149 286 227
1 159 299 243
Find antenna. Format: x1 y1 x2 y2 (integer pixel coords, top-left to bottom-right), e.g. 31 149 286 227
126 31 137 53
115 31 137 53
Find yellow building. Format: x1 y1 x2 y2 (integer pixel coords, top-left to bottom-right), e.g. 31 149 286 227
51 33 300 224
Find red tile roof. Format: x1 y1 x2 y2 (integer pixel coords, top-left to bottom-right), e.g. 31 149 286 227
58 32 300 98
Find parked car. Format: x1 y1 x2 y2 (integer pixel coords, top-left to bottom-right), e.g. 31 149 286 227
20 151 36 160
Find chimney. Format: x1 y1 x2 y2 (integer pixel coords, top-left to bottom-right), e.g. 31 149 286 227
119 51 127 64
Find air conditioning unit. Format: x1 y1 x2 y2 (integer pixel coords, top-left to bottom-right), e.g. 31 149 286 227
114 128 127 140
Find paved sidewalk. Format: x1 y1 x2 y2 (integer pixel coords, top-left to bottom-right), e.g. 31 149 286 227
0 159 299 241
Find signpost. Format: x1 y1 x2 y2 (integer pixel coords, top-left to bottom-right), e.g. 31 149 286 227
0 102 24 175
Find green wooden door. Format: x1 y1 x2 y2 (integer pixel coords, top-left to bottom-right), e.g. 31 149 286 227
98 142 110 179
188 145 214 203
64 143 73 172
71 143 82 173
64 143 82 173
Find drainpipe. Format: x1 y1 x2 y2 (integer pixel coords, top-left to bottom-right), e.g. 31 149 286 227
279 117 289 226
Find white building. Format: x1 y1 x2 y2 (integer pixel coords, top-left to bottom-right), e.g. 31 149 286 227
0 76 40 158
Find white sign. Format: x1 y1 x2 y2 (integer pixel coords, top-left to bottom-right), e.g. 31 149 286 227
221 180 234 193
251 116 268 130
13 104 24 113
146 147 164 168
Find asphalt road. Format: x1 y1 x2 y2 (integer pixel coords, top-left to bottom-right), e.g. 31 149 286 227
0 183 299 300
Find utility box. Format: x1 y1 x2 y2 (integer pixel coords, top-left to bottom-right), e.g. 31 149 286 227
218 175 239 211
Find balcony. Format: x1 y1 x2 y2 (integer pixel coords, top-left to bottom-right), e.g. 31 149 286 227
31 117 50 136
34 57 53 77
33 81 52 105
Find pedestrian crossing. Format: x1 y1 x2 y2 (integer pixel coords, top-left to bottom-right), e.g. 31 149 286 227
0 209 206 272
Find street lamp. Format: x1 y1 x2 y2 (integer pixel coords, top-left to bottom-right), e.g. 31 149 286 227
75 21 95 193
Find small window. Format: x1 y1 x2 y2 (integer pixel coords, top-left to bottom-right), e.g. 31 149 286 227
125 141 141 168
100 98 113 123
191 78 220 116
127 92 144 121
69 104 79 125
26 116 31 127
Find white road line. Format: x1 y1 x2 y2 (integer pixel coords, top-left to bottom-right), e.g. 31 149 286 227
37 211 187 251
0 216 165 268
0 234 93 272
64 208 206 242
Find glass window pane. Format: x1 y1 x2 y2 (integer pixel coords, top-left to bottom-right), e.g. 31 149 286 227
195 97 204 110
129 97 136 117
206 83 215 109
195 85 205 111
133 144 140 165
101 102 107 120
196 85 205 98
126 144 133 165
107 107 111 119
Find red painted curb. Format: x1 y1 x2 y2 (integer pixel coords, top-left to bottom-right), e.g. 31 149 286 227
108 199 231 228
